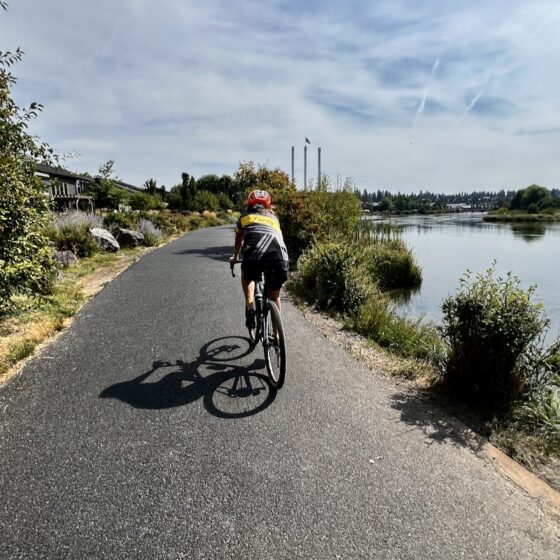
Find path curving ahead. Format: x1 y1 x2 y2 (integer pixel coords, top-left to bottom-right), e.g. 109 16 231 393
1 226 558 559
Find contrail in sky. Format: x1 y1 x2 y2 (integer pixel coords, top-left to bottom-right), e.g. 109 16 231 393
456 3 560 127
414 57 440 126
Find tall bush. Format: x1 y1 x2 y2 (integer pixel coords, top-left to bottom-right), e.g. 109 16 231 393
440 266 549 406
361 242 422 289
0 25 55 315
291 243 374 315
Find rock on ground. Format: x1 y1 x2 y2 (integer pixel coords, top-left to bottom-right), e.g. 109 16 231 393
116 228 144 248
90 227 120 252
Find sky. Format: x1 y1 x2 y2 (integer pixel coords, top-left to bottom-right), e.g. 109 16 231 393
2 0 560 193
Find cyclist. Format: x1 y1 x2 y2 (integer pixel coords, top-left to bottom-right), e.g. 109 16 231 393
230 189 289 329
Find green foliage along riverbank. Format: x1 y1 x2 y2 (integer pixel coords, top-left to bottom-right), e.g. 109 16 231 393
484 185 560 222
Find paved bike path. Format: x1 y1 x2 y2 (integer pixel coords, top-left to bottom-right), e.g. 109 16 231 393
1 226 558 559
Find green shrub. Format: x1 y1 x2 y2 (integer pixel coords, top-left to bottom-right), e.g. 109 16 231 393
440 266 549 406
49 224 99 257
309 188 362 241
217 192 234 210
361 241 422 289
103 212 139 232
291 242 374 315
274 191 320 266
188 214 204 229
129 192 163 211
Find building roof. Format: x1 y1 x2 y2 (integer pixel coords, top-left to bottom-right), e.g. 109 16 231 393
35 163 92 182
36 163 144 192
114 180 144 193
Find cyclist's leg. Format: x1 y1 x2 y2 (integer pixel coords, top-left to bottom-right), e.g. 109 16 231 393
267 288 281 312
265 260 289 313
241 271 255 308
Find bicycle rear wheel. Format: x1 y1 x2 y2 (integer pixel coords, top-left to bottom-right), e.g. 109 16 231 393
264 301 286 389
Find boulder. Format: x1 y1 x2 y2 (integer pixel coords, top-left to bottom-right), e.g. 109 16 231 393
90 227 120 252
116 228 144 248
53 250 78 267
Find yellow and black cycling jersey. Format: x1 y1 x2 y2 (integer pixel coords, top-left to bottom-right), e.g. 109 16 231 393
236 209 289 262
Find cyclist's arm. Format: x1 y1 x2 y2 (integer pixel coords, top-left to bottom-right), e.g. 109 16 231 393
233 230 243 260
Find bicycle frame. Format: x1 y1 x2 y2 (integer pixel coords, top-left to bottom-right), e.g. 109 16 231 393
230 260 271 346
253 274 272 347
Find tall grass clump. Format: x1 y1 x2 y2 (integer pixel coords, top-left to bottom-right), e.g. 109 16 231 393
353 297 444 362
137 218 163 246
440 265 549 407
508 340 560 456
49 211 102 257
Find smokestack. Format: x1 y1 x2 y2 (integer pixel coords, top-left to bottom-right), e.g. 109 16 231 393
318 146 321 188
291 146 294 184
304 145 307 189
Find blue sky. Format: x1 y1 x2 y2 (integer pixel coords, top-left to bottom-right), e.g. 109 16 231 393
2 0 560 192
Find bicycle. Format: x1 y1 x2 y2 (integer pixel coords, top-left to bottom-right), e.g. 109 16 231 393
230 260 286 389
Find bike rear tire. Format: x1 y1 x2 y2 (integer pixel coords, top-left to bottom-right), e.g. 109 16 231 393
264 301 286 389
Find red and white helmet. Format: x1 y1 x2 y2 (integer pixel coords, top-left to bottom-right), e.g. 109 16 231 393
247 189 271 208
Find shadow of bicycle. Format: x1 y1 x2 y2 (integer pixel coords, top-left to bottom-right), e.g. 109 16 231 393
99 336 276 419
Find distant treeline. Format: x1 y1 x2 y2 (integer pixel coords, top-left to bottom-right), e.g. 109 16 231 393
357 187 560 214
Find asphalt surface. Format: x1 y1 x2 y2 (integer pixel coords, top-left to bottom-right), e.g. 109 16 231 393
1 226 559 559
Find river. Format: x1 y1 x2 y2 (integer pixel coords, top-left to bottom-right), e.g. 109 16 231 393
368 213 560 345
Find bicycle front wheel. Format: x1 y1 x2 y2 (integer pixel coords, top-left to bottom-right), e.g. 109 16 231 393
264 301 286 389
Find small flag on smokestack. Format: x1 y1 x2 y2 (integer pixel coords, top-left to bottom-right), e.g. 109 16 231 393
305 137 311 144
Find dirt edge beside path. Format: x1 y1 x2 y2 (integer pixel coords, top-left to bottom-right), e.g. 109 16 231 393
295 299 560 523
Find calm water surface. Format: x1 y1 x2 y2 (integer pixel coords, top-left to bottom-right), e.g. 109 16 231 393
371 213 560 344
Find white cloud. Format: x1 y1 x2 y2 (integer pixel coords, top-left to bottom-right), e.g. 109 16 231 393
2 0 560 191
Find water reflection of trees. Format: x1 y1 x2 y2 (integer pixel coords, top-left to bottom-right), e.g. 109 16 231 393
510 223 548 243
387 286 421 305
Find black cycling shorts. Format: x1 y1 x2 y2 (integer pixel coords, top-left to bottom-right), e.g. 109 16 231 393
241 259 289 290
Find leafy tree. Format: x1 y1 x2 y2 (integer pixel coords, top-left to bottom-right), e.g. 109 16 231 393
88 160 128 209
144 178 157 195
195 174 221 194
0 6 56 316
192 190 219 212
233 161 294 210
380 196 394 213
510 185 552 212
180 172 197 210
166 185 183 210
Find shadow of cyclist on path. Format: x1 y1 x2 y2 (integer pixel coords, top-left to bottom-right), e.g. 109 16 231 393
99 336 276 418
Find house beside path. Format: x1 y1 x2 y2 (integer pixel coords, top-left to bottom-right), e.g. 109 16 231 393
35 163 94 212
